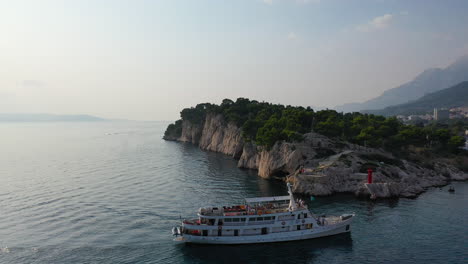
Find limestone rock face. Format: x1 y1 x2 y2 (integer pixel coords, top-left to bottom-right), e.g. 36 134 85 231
198 114 244 158
164 115 468 199
238 143 260 170
162 134 179 141
257 143 303 179
355 183 401 198
178 120 202 144
289 148 468 199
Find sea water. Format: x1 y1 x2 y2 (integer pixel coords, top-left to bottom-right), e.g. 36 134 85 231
0 122 466 263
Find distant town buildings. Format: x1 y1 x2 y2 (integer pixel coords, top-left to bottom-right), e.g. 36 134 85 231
450 107 468 119
433 108 450 121
396 107 468 124
397 114 433 123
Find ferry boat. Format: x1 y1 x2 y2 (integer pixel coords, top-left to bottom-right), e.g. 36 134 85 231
172 183 354 244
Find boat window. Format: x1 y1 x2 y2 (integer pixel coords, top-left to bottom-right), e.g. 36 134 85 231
225 218 232 222
240 218 246 222
298 214 301 219
304 213 308 218
272 216 276 220
264 217 271 221
233 218 240 222
257 217 264 221
249 218 256 222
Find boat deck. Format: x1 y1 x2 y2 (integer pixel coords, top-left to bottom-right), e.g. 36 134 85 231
173 183 355 244
198 201 307 217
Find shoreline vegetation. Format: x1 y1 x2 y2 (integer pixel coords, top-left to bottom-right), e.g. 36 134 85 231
164 98 468 199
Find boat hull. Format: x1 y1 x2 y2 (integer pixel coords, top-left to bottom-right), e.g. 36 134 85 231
174 218 352 245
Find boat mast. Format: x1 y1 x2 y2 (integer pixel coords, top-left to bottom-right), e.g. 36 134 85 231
287 183 297 211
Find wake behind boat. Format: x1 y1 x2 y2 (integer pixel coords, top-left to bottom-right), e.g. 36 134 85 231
172 183 354 244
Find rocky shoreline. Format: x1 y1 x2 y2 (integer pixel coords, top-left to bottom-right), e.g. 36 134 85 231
164 113 468 199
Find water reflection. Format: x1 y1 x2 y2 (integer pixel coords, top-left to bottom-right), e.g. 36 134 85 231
175 141 287 201
180 233 353 264
364 198 399 217
2 122 467 264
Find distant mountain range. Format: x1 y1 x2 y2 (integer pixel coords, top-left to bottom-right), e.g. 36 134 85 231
0 113 106 122
364 81 468 116
336 55 468 112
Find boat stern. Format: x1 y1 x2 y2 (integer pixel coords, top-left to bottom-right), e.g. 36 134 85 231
173 236 187 243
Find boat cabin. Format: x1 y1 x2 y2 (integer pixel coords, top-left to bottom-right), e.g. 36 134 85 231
173 183 354 244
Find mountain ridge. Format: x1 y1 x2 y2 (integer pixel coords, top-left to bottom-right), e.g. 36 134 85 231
335 55 468 112
363 81 468 116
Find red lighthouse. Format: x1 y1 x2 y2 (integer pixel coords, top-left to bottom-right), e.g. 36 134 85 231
367 168 373 184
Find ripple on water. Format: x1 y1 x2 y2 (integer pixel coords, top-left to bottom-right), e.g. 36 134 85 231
0 122 467 264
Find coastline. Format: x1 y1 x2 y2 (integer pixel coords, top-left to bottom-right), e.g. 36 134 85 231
164 113 468 199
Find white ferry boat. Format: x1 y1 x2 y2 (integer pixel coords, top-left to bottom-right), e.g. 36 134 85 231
172 183 354 244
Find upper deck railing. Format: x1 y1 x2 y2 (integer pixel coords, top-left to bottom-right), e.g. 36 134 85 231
197 201 308 218
244 195 290 204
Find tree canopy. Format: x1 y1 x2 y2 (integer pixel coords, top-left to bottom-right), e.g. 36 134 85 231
165 98 466 153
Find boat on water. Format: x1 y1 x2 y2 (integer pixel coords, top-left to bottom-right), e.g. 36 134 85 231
172 183 354 244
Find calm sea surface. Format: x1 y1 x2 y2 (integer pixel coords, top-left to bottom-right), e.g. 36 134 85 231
0 122 467 264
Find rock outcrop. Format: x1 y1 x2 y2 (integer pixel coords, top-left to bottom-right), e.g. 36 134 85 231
178 120 203 144
198 114 244 158
164 114 468 199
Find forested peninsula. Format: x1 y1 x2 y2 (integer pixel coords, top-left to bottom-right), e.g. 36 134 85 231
164 98 468 199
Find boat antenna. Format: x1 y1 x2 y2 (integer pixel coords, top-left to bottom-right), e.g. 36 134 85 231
287 183 298 211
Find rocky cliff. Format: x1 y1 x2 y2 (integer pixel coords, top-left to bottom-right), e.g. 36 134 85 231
164 114 468 199
164 113 245 157
198 114 244 158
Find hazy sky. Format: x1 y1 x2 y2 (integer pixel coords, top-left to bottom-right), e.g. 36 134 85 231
1 0 468 121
